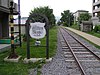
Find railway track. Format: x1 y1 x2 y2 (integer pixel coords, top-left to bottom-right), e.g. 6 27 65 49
59 27 100 75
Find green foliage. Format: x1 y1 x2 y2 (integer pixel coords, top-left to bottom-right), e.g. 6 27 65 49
98 25 100 32
78 13 91 22
70 24 79 30
57 20 61 26
22 34 27 41
94 25 98 32
87 31 100 38
30 6 56 27
86 25 100 38
63 22 68 26
94 25 100 33
60 10 74 26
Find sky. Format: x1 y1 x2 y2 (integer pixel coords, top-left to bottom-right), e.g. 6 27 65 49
14 0 92 18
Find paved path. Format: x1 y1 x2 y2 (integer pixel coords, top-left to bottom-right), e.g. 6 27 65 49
0 44 11 52
66 27 100 46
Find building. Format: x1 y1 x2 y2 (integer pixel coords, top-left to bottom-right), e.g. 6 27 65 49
80 21 93 32
92 0 100 17
11 17 28 34
92 0 100 26
0 0 18 38
73 10 89 24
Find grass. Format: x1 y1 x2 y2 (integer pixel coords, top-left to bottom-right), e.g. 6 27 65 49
65 24 100 50
0 26 57 75
70 24 100 38
78 35 100 49
70 24 79 30
86 31 100 38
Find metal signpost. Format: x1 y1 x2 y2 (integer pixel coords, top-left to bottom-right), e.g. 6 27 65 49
25 13 49 59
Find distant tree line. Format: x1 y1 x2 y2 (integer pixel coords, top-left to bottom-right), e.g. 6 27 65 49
60 10 74 26
58 10 91 27
29 7 91 27
29 6 56 28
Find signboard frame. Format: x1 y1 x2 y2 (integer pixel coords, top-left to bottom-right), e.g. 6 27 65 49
25 13 49 59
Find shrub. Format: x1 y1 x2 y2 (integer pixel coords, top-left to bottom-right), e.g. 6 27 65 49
94 25 98 32
63 22 68 27
93 25 100 33
98 25 100 32
22 34 27 41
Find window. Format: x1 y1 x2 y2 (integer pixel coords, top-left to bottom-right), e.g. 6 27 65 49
8 0 9 7
0 0 1 6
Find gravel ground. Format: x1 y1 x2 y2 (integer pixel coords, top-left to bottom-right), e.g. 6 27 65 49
41 28 100 75
66 29 100 75
41 30 81 75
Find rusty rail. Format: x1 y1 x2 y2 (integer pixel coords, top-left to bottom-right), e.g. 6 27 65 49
59 27 86 75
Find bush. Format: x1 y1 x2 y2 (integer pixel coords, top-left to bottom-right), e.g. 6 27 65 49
94 25 100 33
98 25 100 32
63 22 68 27
22 34 27 41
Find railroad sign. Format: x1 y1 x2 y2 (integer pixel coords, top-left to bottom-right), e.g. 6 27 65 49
29 22 46 39
26 13 49 59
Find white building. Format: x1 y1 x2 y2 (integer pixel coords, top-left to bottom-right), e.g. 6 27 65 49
9 17 28 34
92 0 100 26
74 10 89 24
14 17 28 24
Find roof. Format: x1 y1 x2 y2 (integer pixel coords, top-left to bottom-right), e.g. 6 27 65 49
81 21 93 25
77 10 88 12
14 17 28 24
0 6 18 15
74 10 89 14
0 6 9 13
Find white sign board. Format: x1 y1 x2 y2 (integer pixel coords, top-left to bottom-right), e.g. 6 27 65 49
29 22 46 39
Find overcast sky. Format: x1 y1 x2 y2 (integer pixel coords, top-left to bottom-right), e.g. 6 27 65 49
14 0 92 17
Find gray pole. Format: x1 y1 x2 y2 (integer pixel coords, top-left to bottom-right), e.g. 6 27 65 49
46 23 49 59
18 0 21 47
69 15 70 26
26 21 30 59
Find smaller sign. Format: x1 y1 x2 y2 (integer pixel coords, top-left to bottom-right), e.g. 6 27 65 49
29 22 46 39
35 40 41 46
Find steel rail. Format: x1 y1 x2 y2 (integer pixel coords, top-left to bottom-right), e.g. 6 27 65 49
62 27 100 60
59 27 86 75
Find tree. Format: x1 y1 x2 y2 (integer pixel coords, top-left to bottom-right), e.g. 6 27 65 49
57 20 62 26
29 6 56 27
78 13 91 22
60 10 74 26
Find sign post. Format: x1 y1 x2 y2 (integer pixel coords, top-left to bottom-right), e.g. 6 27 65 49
26 13 49 59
